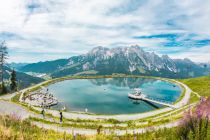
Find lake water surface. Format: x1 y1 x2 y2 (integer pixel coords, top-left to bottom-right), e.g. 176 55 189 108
48 78 182 114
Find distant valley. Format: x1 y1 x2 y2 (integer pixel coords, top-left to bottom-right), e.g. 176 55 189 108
3 66 44 89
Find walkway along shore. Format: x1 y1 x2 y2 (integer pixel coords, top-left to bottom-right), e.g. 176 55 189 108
0 77 195 135
24 79 192 121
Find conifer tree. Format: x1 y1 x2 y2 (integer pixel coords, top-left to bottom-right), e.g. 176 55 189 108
0 41 8 94
10 69 17 91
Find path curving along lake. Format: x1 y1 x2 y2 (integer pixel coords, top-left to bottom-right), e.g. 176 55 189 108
47 77 182 115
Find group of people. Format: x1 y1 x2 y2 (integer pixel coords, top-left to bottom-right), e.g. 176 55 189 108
25 87 57 107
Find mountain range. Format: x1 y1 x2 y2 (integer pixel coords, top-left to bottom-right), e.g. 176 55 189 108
13 45 210 79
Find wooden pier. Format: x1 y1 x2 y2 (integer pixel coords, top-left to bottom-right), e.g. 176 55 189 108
128 93 176 109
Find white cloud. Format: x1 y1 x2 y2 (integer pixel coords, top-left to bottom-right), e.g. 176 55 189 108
0 0 210 62
170 45 210 62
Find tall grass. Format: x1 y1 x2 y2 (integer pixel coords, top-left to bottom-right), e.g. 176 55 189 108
177 97 210 140
0 114 74 140
0 113 209 140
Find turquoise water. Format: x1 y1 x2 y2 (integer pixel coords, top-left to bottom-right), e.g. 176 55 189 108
48 78 182 114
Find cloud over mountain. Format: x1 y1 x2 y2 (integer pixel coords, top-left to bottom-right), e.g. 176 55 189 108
0 0 210 62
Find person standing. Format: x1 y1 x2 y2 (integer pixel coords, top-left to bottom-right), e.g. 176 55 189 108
41 108 45 119
60 111 63 123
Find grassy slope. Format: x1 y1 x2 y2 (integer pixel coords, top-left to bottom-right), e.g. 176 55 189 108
1 115 209 140
0 115 73 140
1 75 210 140
0 115 184 140
180 75 210 97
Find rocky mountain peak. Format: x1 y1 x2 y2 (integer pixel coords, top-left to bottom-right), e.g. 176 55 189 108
162 55 170 59
88 46 109 55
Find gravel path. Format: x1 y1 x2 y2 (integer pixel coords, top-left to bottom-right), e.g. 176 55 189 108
0 100 30 120
0 79 194 135
0 78 192 121
32 120 180 136
32 121 98 135
0 100 187 136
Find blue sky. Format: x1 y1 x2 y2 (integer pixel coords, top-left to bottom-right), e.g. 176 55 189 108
0 0 210 63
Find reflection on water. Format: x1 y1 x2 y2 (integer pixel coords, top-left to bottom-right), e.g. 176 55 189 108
48 78 181 114
89 78 156 89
